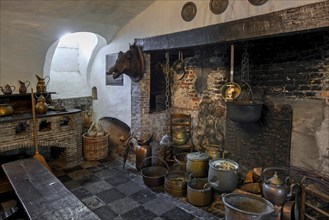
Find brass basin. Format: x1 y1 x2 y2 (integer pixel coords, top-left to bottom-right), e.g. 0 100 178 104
0 104 13 116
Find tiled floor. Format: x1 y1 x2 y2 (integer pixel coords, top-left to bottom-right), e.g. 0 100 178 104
1 154 224 220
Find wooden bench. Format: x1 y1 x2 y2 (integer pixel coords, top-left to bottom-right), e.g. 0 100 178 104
2 158 100 220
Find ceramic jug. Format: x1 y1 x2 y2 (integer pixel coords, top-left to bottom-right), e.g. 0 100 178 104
0 84 15 95
18 80 31 94
36 74 50 93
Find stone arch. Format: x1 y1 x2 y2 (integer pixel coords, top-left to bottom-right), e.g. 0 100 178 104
43 32 107 99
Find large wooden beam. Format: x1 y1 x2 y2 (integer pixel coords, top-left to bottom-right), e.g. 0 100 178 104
136 1 329 51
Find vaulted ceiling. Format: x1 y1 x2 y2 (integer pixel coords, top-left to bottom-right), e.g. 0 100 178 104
1 0 156 44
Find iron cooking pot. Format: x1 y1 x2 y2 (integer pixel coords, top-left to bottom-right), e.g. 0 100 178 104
186 152 210 178
226 101 263 123
140 156 169 187
165 170 188 197
208 158 239 192
187 177 212 207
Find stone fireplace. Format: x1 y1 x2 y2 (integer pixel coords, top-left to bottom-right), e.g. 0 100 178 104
0 110 84 169
132 2 329 175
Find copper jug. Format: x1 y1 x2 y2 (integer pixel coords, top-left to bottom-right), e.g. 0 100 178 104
36 74 50 93
35 94 48 114
18 80 30 94
0 84 15 95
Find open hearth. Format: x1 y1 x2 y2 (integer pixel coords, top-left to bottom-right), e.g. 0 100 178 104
0 109 84 169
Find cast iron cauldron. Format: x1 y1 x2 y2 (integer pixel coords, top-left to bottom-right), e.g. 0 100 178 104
140 156 168 187
226 101 263 123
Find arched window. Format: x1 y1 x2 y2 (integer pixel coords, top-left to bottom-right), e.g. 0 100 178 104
47 32 102 99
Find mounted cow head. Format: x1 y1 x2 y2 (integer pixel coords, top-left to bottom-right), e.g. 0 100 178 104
106 43 144 82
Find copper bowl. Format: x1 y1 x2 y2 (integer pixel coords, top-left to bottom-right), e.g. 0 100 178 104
0 104 13 116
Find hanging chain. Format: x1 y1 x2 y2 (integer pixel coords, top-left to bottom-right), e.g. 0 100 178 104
165 52 170 133
241 42 250 82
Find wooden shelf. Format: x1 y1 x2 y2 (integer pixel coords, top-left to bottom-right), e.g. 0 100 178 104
0 92 56 114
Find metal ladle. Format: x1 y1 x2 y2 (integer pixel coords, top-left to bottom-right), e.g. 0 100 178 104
221 44 241 101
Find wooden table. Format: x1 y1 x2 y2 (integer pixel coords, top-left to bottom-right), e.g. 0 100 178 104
2 158 100 220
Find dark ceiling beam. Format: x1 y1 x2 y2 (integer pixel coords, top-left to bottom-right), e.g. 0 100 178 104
135 1 329 51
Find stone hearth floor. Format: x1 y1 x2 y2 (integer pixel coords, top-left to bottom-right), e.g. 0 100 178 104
0 154 225 220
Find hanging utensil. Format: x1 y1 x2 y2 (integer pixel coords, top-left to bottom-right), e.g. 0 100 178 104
221 44 241 101
160 52 173 147
172 51 186 80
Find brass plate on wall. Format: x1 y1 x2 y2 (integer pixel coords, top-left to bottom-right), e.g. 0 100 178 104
181 2 197 22
248 0 268 6
209 0 229 15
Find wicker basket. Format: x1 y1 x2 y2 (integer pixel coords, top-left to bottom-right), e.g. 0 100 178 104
83 131 110 161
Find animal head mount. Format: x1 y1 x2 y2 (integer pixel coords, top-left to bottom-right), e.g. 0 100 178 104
106 43 144 82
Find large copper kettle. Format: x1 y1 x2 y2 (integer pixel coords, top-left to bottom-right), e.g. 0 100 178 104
0 84 15 95
36 74 50 93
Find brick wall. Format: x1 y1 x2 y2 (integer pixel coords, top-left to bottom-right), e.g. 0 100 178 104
234 30 329 99
0 111 83 168
132 29 329 173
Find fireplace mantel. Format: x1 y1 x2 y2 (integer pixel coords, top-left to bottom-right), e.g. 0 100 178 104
136 1 329 51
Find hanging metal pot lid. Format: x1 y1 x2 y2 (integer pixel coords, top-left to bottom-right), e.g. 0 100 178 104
181 1 197 22
248 0 268 6
209 0 229 15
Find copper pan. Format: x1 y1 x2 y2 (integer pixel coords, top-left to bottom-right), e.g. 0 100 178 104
282 201 295 220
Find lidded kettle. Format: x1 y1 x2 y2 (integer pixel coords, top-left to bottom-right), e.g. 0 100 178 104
261 169 289 206
0 84 15 95
35 94 48 114
36 74 50 93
